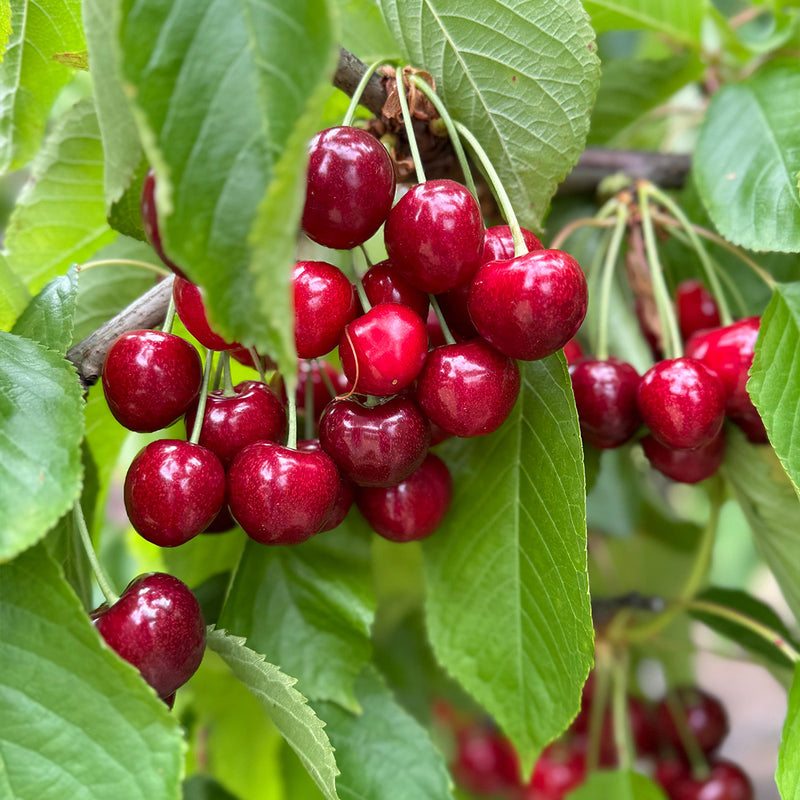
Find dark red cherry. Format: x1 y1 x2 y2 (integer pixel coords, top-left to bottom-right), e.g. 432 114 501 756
103 330 203 432
416 340 520 438
356 453 452 542
361 260 429 320
184 380 286 467
563 338 584 366
482 224 543 262
297 438 354 531
452 723 520 796
655 687 729 756
173 276 238 351
141 169 187 279
230 345 277 374
730 407 768 444
293 261 357 359
435 283 477 340
384 179 484 294
203 502 238 533
468 249 588 361
569 358 641 449
522 738 586 800
670 760 753 800
319 396 430 487
654 757 691 796
426 306 449 348
302 126 396 250
676 279 721 340
338 303 428 396
642 430 726 484
296 360 348 423
92 573 206 698
227 441 339 544
637 358 726 450
124 440 226 547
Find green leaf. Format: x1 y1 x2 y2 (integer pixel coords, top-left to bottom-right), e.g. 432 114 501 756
378 0 600 229
316 668 455 800
778 665 800 800
425 355 593 773
0 252 29 331
0 2 11 60
183 776 240 800
0 545 185 799
118 0 337 377
749 283 800 495
219 521 375 712
723 426 800 624
0 0 86 171
107 156 149 241
3 98 115 293
694 61 800 254
0 331 84 562
582 0 704 47
334 0 400 63
206 628 339 800
44 504 93 611
11 266 78 353
567 770 667 800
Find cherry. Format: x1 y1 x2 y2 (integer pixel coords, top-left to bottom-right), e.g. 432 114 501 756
203 502 238 534
230 345 277 374
296 439 354 531
296 360 348 424
384 178 484 294
562 338 584 366
141 169 187 278
338 303 428 396
435 282 478 341
184 380 286 467
319 396 430 487
416 339 521 438
302 126 396 250
670 760 753 800
227 441 339 544
642 430 726 484
173 276 238 351
468 249 588 362
521 738 586 800
569 358 641 449
482 224 543 262
124 440 226 547
452 723 520 796
356 453 452 542
655 687 729 756
361 259 429 320
426 306 449 349
103 330 203 432
92 572 206 698
637 358 726 450
654 757 691 797
676 279 721 340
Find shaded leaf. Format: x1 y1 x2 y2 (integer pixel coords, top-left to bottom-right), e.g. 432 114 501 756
183 776 240 800
334 0 399 63
778 665 800 800
11 266 78 353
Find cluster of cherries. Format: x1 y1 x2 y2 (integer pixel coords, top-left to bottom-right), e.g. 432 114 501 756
568 279 765 484
439 678 753 799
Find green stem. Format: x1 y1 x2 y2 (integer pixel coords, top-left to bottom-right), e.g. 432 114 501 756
408 74 478 199
549 216 619 252
586 228 613 357
286 385 298 449
248 346 267 383
611 655 633 771
73 502 118 605
304 363 315 441
189 349 215 445
221 351 235 396
161 295 176 333
358 244 373 270
396 67 426 184
342 59 386 126
596 203 628 361
665 691 710 781
79 258 169 276
314 359 338 399
586 653 612 774
212 353 225 392
429 294 456 346
347 253 371 311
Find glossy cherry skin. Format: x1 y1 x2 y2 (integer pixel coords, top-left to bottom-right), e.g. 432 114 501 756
356 453 452 542
642 430 726 484
361 259 429 320
563 338 584 366
637 358 726 450
676 279 721 340
482 224 543 262
296 360 348 424
569 358 641 449
416 340 521 438
92 573 206 698
452 723 520 796
173 277 238 351
468 249 588 361
184 380 286 467
227 441 339 544
384 178 484 294
302 126 396 250
141 169 187 278
521 739 586 800
319 396 430 487
339 303 428 396
297 439 354 531
124 440 226 547
670 760 753 800
103 330 203 432
293 260 357 359
655 687 729 756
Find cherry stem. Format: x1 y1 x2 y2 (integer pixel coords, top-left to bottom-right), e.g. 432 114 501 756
637 182 682 360
189 349 215 445
348 254 372 311
596 202 629 361
212 354 225 391
585 648 612 774
286 382 298 449
221 351 235 396
72 502 119 605
78 258 170 276
161 295 176 334
453 120 528 257
358 244 373 269
549 216 619 251
645 184 734 326
342 59 387 127
611 655 633 771
248 346 267 383
304 362 315 441
429 294 456 346
396 66 426 184
314 358 338 398
665 691 710 781
408 74 478 200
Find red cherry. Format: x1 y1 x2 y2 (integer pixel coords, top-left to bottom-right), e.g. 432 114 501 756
173 277 238 351
521 738 586 800
296 439 354 531
140 169 187 279
230 345 277 374
468 250 588 361
361 260 429 320
654 757 691 797
562 338 584 366
384 179 484 294
452 723 520 796
124 440 226 547
676 279 721 340
426 306 449 348
92 573 206 698
203 503 238 534
227 441 339 544
670 760 753 800
416 340 521 438
655 687 729 756
103 330 203 432
296 360 348 424
302 126 396 249
482 224 543 262
435 282 477 341
356 453 452 542
642 430 726 483
338 303 428 396
637 358 726 450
